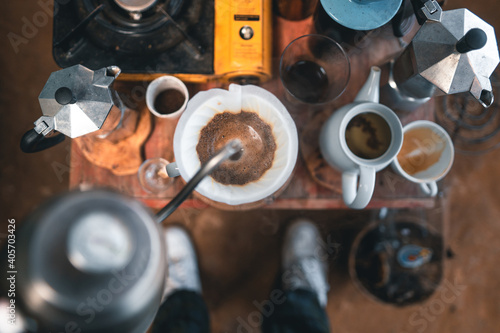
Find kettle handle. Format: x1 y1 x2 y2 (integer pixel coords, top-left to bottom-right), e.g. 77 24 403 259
392 0 414 37
20 129 65 153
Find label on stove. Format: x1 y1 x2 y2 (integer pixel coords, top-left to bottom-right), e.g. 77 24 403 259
233 1 262 64
234 15 260 21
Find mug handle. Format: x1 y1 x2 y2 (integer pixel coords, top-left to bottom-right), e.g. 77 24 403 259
166 162 180 178
420 182 438 197
342 165 376 209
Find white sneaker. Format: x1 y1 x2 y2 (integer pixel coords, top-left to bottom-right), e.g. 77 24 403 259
281 219 330 307
162 226 202 302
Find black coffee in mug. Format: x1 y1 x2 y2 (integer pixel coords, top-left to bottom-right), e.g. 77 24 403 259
154 89 186 115
345 112 392 159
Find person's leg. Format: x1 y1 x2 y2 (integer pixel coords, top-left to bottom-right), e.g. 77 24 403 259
151 226 210 333
152 290 209 333
262 219 331 333
261 289 329 333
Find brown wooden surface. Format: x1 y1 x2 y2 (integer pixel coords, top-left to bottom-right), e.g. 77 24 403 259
70 16 436 210
74 106 151 176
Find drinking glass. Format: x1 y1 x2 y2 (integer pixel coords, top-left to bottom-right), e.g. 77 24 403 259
138 158 174 194
280 34 350 104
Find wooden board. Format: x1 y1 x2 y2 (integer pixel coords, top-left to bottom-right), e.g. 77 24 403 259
70 16 436 210
74 106 151 176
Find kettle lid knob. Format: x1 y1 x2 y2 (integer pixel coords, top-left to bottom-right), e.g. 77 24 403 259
456 28 488 53
54 87 76 105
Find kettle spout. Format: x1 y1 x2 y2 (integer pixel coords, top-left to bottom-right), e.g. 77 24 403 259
470 75 494 108
355 66 381 103
479 90 494 108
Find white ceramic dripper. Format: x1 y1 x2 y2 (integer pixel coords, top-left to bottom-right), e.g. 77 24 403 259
167 84 298 206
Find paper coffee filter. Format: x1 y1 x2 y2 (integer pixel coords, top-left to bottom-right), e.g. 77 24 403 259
174 84 298 205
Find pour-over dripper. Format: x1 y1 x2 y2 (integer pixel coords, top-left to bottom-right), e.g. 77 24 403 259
171 84 298 207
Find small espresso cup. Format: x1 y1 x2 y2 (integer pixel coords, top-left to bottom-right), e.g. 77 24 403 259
320 103 403 209
391 120 454 197
146 76 189 118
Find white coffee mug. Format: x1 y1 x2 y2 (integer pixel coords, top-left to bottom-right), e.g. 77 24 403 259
391 120 454 197
320 103 403 209
167 84 298 206
146 76 189 118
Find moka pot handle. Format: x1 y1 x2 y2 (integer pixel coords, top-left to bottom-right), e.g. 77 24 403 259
20 129 65 153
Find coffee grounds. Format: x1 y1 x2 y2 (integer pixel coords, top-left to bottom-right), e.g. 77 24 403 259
154 89 185 114
196 111 277 186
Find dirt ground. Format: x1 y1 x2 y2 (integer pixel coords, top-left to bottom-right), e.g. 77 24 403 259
1 0 499 332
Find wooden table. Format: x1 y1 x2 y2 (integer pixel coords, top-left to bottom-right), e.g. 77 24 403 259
70 16 437 210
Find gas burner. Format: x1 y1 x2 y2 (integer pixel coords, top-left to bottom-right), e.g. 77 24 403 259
435 69 500 155
53 0 214 75
75 0 195 54
114 0 157 14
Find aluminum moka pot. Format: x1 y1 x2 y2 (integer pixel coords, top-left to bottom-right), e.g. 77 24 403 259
20 64 125 153
381 0 500 111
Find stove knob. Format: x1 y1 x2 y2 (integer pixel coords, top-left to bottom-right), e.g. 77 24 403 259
239 26 254 40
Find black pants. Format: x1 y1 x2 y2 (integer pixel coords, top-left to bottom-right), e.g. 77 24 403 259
151 289 329 333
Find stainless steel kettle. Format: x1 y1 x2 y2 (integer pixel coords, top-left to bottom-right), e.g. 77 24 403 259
381 0 500 111
2 190 166 332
